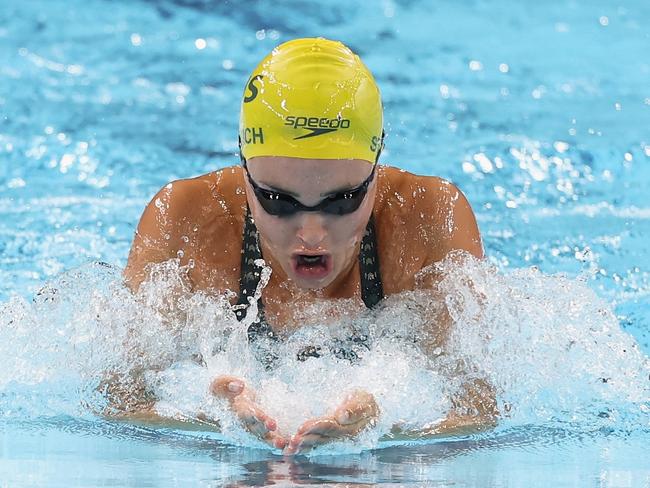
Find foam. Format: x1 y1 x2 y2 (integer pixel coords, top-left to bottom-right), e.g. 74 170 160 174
0 255 648 451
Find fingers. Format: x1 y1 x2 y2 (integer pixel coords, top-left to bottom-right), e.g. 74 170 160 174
284 391 381 456
233 396 277 436
334 390 379 426
210 375 246 399
265 430 289 450
284 417 347 456
295 417 340 438
210 375 287 448
284 433 324 455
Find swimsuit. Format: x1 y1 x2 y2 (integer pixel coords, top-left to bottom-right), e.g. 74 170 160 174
234 208 384 366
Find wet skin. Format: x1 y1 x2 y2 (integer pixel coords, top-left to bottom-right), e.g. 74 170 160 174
123 158 492 454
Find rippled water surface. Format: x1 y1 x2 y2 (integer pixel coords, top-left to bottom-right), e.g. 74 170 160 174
1 0 649 486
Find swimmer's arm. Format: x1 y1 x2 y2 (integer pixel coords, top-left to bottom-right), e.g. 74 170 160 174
434 178 483 260
101 375 287 448
405 175 496 436
387 378 498 440
98 371 222 432
109 409 222 432
411 176 483 264
123 179 197 291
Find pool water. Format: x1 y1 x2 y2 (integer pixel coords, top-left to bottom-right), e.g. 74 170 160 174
1 0 649 486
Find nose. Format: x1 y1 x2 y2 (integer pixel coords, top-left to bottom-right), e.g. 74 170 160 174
295 212 328 249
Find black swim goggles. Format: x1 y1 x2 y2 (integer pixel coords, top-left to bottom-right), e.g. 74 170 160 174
238 131 383 217
242 158 376 217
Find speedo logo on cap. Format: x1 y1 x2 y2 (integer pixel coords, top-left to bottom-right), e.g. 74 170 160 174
285 115 351 140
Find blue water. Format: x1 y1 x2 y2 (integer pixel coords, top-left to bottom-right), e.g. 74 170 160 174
1 0 650 486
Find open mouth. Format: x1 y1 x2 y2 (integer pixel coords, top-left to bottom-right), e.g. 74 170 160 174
291 253 333 281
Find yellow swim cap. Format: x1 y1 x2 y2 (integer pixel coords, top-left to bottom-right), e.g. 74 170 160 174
239 37 383 164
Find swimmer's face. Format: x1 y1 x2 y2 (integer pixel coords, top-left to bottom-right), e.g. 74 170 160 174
244 157 377 290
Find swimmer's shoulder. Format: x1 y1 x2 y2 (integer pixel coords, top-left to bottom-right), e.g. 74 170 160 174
377 165 483 263
125 166 247 289
135 166 245 234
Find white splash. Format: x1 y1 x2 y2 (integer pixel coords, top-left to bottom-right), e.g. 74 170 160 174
0 255 648 450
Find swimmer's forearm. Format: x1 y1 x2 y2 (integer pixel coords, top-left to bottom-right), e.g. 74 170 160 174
426 410 497 436
99 372 221 432
386 377 498 440
386 410 496 440
107 408 222 432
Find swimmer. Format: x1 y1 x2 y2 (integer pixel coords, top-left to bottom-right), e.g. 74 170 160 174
119 38 497 454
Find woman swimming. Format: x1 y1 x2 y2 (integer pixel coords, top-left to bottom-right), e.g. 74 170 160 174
121 37 496 455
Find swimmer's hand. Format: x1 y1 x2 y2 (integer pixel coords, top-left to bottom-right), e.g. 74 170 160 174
283 389 379 456
211 375 289 450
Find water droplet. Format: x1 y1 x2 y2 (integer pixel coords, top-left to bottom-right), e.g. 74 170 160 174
468 60 483 71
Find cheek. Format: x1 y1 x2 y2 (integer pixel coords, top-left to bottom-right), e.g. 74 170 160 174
252 216 301 261
255 217 292 248
329 198 375 250
328 215 367 248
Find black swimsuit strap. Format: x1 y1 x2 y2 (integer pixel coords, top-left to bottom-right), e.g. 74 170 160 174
234 208 276 342
359 214 384 309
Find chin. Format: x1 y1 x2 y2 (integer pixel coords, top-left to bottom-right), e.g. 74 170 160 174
290 273 336 290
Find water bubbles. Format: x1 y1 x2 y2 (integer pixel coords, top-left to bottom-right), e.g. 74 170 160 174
59 154 75 173
7 178 26 188
165 82 190 97
555 22 570 33
553 141 569 153
194 38 207 50
599 16 609 27
383 1 395 18
531 86 546 99
574 246 592 262
468 60 483 72
0 256 648 442
222 59 234 70
462 161 476 174
493 185 506 198
130 33 142 46
473 152 494 173
256 30 266 41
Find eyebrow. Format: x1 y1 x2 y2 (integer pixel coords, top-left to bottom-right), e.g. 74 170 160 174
319 183 360 197
257 182 360 198
257 181 300 197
